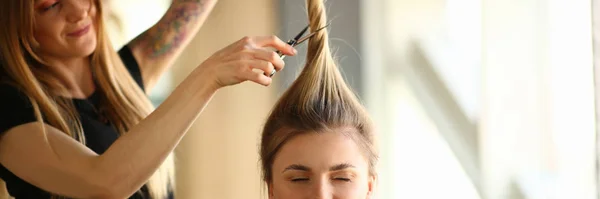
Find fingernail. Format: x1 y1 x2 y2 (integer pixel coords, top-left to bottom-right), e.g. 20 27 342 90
292 48 298 55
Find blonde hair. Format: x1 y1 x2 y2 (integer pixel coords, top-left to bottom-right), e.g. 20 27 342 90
0 0 173 198
260 0 378 185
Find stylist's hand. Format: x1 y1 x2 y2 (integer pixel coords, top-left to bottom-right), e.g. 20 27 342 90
197 36 297 88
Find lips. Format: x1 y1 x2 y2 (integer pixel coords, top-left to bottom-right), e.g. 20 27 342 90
67 25 91 37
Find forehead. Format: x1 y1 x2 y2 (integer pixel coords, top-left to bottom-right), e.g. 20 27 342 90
272 131 369 171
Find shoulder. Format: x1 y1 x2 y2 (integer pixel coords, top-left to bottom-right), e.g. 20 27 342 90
0 83 37 134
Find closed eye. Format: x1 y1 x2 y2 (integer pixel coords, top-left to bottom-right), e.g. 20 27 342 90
334 178 351 182
291 178 309 182
43 2 60 12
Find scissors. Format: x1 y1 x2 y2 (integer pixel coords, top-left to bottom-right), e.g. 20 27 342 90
268 24 330 77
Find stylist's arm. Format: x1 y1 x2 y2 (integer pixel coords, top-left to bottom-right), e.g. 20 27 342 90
0 1 296 199
99 35 296 198
95 35 296 198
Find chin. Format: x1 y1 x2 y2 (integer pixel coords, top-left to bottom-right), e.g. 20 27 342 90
74 39 98 57
68 28 98 57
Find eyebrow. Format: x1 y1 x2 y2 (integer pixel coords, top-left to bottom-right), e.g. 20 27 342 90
329 163 356 171
282 163 356 173
283 164 311 173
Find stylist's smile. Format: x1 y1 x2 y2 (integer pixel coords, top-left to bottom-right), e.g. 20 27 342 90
67 25 91 37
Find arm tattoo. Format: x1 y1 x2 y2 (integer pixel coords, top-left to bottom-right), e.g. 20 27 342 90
134 0 209 58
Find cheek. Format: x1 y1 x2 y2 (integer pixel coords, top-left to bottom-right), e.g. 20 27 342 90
271 178 296 195
334 182 367 198
332 175 371 198
89 1 99 24
34 24 58 46
90 5 98 20
33 16 63 45
271 179 369 198
271 178 312 199
90 4 100 34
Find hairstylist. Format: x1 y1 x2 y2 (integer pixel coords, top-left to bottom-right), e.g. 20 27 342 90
0 0 296 198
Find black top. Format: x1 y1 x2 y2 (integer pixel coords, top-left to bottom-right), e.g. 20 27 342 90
0 46 172 198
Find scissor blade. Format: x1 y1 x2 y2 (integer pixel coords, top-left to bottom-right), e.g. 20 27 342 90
295 23 330 45
293 26 310 42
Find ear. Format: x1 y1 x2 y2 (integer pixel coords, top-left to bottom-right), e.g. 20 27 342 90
367 175 377 198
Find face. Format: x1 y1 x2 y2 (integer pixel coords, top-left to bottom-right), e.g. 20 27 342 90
270 130 375 199
33 0 98 59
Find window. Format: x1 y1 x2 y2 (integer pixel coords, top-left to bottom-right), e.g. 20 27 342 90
384 75 481 199
368 0 482 198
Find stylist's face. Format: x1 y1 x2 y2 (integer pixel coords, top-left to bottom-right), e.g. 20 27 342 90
270 131 375 199
33 0 97 58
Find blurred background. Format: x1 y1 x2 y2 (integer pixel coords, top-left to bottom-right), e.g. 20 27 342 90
2 0 597 198
103 0 597 198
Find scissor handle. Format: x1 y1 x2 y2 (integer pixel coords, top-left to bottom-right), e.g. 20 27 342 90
266 39 296 77
275 39 297 59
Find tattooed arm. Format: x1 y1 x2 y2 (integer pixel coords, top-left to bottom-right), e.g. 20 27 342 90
127 0 217 93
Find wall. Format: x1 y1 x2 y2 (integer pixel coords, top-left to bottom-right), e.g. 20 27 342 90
169 0 278 198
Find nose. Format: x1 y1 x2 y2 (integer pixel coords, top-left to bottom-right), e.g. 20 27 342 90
65 0 91 23
311 179 333 199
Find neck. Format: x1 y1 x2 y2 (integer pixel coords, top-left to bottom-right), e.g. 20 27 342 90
41 55 96 99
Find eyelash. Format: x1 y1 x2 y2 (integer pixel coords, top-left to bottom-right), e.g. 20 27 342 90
43 2 60 12
291 178 309 182
290 178 352 182
335 178 351 182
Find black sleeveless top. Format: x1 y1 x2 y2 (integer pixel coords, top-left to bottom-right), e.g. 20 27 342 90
0 46 173 198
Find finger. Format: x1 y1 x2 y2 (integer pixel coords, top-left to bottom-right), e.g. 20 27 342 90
219 37 251 55
252 35 297 56
251 49 285 72
244 60 274 76
224 51 253 62
244 69 272 86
